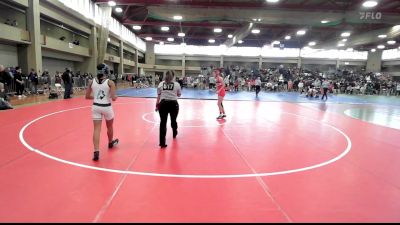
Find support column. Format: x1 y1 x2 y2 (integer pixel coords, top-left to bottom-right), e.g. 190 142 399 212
220 55 224 68
145 42 155 65
297 49 302 69
26 0 42 74
76 26 97 75
259 55 262 69
366 50 383 72
336 59 340 70
118 40 124 75
135 49 139 75
145 42 156 81
182 54 186 77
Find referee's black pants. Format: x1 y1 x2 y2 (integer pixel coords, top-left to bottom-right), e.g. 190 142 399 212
159 99 179 146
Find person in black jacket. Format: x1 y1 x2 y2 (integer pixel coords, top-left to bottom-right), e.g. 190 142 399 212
14 67 25 97
0 65 6 98
62 68 72 99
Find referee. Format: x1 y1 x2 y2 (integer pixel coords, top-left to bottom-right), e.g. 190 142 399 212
156 70 181 148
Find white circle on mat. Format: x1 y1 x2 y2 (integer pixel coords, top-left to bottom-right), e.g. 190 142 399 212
19 104 352 179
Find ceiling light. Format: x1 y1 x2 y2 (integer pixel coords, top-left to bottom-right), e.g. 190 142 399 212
346 48 353 51
387 40 396 45
228 34 233 38
393 25 400 30
272 40 280 45
341 32 351 37
132 25 141 30
161 26 170 31
208 39 215 43
377 45 385 49
173 15 183 20
159 41 164 45
214 28 222 33
338 43 345 47
251 29 260 34
371 48 376 52
115 7 123 13
108 1 116 7
145 37 152 41
378 34 387 38
178 32 185 37
321 20 329 24
267 0 279 3
344 62 349 65
257 18 262 22
285 35 291 40
107 38 111 42
167 37 174 42
252 18 257 21
342 39 347 42
308 41 316 46
297 30 306 35
362 1 378 8
238 40 243 44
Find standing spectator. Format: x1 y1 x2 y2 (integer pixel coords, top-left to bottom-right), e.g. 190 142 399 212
178 76 184 89
42 69 50 91
14 67 26 98
55 71 62 84
288 79 293 92
298 80 304 94
0 65 6 98
109 70 117 87
234 77 239 92
255 76 262 97
62 68 73 99
396 82 400 96
28 69 39 94
209 75 216 89
321 79 330 100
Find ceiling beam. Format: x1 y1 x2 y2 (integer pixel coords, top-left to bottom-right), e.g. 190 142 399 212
121 5 130 21
124 20 390 32
315 25 400 49
138 33 227 39
95 0 356 11
224 23 254 47
94 0 397 12
124 20 242 28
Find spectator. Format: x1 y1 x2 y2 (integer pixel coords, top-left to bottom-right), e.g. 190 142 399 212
14 67 26 98
42 69 50 90
28 69 39 94
62 68 73 99
0 65 6 98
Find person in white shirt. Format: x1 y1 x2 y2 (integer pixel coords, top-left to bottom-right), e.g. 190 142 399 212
85 63 119 161
321 79 330 100
298 80 304 94
156 70 182 148
396 83 400 96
